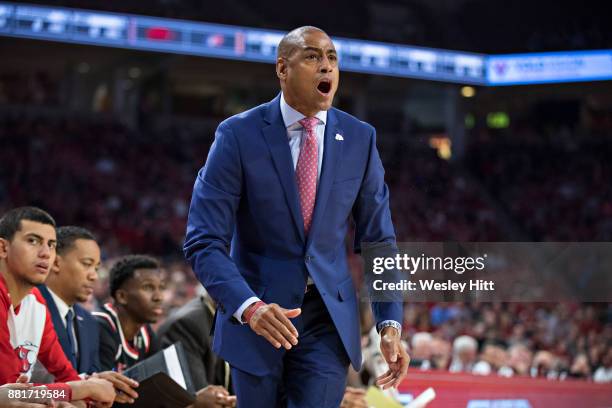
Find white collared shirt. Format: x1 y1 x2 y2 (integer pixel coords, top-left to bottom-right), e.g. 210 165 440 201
47 287 79 355
280 92 327 181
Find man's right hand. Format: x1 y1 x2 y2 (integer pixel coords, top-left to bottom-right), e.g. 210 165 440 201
0 385 52 408
93 371 139 404
245 303 300 349
68 378 115 407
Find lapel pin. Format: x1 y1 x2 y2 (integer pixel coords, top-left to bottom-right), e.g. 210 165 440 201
335 133 344 141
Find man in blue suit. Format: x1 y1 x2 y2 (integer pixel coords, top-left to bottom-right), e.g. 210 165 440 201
185 26 409 407
39 226 101 375
40 226 139 404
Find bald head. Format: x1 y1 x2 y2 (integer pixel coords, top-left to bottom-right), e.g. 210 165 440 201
277 26 327 59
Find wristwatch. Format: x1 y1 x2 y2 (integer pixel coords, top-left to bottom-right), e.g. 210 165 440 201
376 320 402 334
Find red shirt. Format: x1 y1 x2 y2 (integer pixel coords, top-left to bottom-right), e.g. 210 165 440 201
0 274 79 384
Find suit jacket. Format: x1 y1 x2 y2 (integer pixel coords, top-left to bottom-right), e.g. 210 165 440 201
157 295 229 391
184 94 402 376
38 285 101 374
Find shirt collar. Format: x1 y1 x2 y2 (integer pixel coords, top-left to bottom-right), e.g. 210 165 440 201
48 286 73 322
280 92 327 131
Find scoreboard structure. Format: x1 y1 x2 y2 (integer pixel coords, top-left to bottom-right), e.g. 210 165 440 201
1 2 611 86
0 2 487 85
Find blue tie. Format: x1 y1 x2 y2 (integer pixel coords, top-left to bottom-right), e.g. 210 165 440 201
65 309 77 368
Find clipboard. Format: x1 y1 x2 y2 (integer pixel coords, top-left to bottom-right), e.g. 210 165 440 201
117 342 196 408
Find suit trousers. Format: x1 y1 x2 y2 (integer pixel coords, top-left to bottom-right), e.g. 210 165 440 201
231 287 350 408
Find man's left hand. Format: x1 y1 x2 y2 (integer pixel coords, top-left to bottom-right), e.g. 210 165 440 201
375 327 410 389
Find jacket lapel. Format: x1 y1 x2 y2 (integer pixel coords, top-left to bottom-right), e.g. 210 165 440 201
262 95 305 243
38 285 71 359
307 109 342 249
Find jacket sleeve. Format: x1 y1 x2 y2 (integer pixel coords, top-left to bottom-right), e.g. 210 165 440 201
183 121 256 320
351 126 403 326
37 307 80 382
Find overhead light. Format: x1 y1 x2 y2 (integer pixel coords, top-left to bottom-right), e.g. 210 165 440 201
461 86 475 98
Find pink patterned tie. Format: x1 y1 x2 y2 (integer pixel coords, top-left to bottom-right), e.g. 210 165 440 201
296 117 319 235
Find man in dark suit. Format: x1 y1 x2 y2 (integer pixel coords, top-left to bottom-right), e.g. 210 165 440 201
184 26 409 407
41 226 139 404
157 292 230 392
40 226 100 375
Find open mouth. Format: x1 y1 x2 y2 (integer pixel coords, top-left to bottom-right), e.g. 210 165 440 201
317 80 331 94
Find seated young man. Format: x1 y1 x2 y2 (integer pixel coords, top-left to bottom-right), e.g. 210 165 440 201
95 255 236 407
94 255 164 372
0 207 115 406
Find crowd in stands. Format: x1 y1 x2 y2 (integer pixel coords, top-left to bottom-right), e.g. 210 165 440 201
468 130 612 241
386 149 502 242
358 301 612 384
0 113 505 260
400 302 611 382
0 116 203 259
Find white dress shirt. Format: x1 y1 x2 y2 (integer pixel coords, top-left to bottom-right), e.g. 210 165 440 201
47 287 79 355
